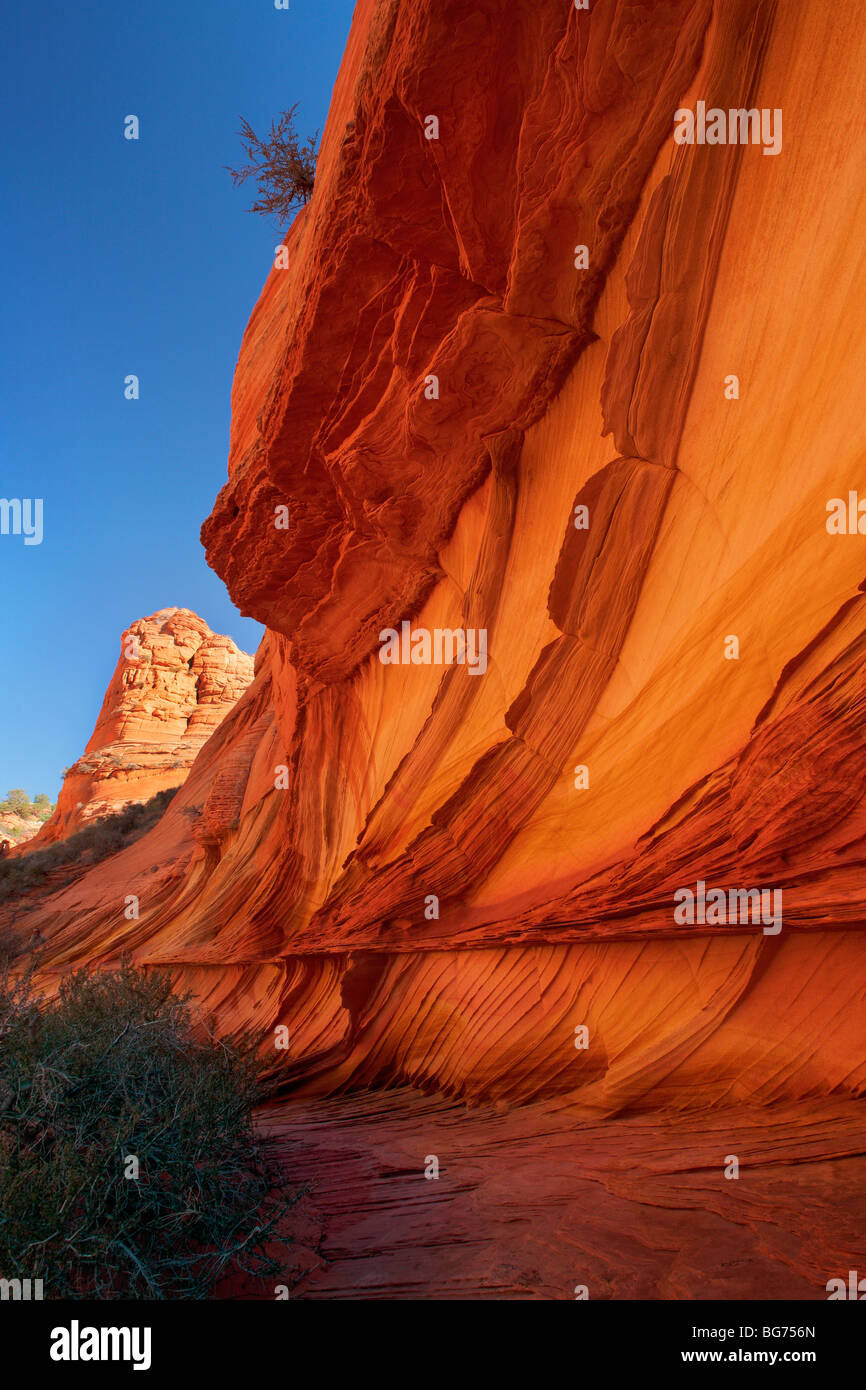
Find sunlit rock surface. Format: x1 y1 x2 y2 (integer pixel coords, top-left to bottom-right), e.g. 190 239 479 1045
30 609 254 845
0 810 44 848
7 0 866 1297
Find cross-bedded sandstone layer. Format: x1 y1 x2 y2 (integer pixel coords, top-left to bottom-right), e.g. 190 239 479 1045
29 609 254 846
5 0 866 1297
251 1089 866 1300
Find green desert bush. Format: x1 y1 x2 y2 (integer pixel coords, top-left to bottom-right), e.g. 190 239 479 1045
0 789 54 820
0 790 32 817
0 789 178 904
0 961 297 1299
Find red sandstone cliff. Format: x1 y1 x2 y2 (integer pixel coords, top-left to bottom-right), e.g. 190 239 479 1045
31 609 254 846
5 0 866 1297
12 0 866 1104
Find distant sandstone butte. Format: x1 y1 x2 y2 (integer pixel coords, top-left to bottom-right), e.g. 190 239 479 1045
32 609 254 845
12 0 866 1117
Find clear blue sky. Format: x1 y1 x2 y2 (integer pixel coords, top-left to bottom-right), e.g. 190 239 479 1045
1 0 355 801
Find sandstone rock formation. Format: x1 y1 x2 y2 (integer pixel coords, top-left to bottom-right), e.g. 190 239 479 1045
260 1090 866 1299
0 810 45 848
31 610 254 845
6 0 866 1297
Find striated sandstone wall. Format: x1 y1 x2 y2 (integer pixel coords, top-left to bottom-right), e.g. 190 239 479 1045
10 0 866 1120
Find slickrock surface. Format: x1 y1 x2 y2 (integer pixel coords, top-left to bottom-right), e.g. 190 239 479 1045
31 609 254 845
6 0 866 1296
257 1090 866 1299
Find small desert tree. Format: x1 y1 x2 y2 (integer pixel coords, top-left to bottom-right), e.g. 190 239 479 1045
226 104 319 223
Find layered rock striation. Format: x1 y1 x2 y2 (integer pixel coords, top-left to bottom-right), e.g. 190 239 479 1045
9 0 866 1142
31 609 254 846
